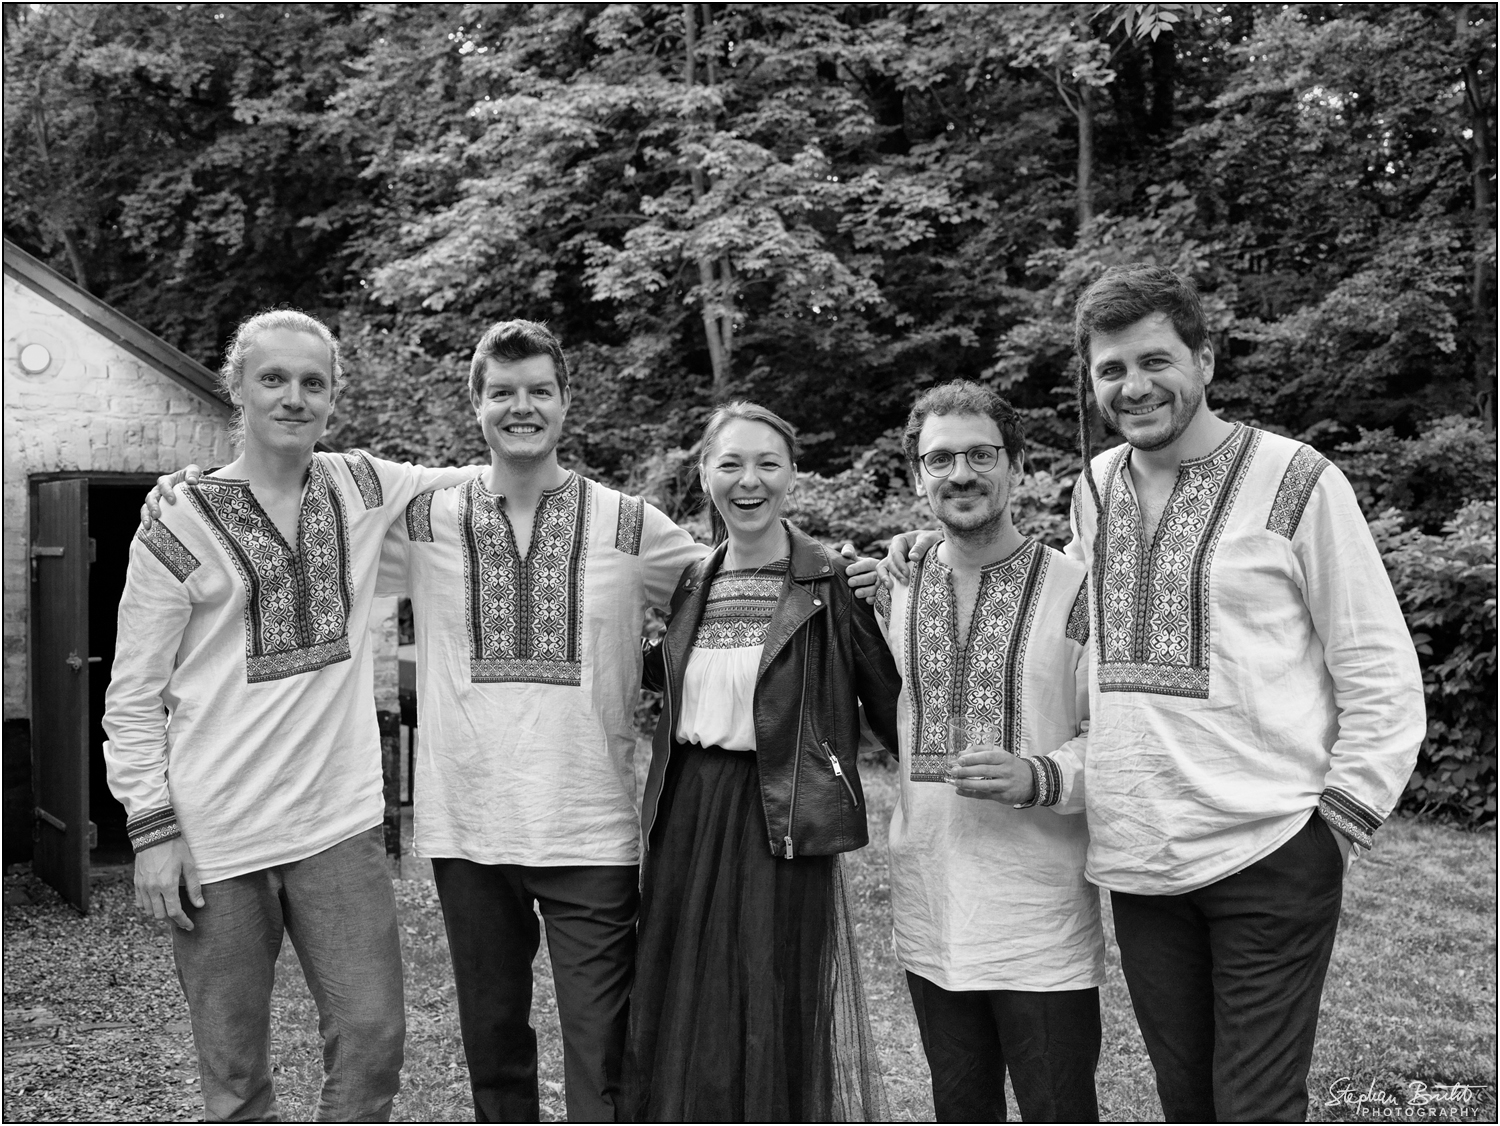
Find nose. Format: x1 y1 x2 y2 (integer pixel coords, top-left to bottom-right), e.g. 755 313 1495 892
737 464 762 489
282 379 306 411
1121 364 1153 401
947 454 977 484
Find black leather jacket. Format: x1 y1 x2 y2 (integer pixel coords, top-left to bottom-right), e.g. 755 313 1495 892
642 522 901 859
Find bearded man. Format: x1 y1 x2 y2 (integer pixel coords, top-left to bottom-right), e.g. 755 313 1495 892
1063 265 1424 1122
875 381 1103 1123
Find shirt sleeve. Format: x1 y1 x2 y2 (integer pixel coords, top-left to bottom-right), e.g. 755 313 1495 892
102 528 196 851
376 497 415 598
1026 640 1089 815
1294 464 1426 849
353 451 481 527
638 504 710 611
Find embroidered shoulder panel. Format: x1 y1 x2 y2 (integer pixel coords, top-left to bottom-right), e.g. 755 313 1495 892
136 522 200 583
905 543 1049 782
338 450 384 510
1093 426 1260 699
1266 444 1329 540
461 475 591 685
1065 580 1089 645
874 582 892 623
185 463 354 683
615 495 644 556
406 493 434 542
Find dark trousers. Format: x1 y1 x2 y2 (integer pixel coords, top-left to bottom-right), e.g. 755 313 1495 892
431 860 639 1123
1110 811 1345 1123
905 973 1101 1122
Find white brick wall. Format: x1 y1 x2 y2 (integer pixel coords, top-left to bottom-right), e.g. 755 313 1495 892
3 275 235 719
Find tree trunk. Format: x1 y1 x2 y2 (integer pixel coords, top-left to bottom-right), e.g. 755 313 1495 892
1458 5 1496 427
1076 83 1095 230
32 107 90 292
1148 28 1176 132
683 2 732 397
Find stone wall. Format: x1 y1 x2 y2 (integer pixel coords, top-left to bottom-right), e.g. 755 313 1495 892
3 274 235 720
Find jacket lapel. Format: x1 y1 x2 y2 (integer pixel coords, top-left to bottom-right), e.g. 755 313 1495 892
756 524 829 680
663 541 723 688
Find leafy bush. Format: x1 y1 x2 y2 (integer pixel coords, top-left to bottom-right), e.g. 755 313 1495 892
1371 501 1498 825
1337 416 1497 534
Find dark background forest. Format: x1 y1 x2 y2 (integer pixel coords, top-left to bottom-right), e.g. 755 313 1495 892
5 2 1495 822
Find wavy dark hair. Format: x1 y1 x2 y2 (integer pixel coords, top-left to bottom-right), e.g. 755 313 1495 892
697 401 799 546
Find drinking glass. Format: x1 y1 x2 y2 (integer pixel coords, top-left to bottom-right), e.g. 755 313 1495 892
944 716 1000 780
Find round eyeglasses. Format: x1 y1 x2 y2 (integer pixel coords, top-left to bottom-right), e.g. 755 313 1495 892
918 444 1003 477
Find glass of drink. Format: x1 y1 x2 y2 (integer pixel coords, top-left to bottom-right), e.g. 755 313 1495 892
945 716 1000 781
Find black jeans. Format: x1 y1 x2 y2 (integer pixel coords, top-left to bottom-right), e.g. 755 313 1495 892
905 973 1101 1122
1110 811 1345 1122
431 860 639 1123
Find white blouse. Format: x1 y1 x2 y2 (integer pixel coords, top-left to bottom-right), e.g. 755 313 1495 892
677 560 788 752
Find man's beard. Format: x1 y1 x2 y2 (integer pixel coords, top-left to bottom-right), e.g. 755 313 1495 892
1103 376 1205 453
936 484 1005 544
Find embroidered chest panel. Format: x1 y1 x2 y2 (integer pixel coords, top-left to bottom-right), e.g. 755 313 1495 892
695 564 787 649
186 464 354 683
461 475 591 685
905 543 1049 782
1092 426 1260 698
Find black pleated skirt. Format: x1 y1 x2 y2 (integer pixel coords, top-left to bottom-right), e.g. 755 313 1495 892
621 743 887 1122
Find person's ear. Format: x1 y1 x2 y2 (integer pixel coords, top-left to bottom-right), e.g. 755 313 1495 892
1197 340 1215 386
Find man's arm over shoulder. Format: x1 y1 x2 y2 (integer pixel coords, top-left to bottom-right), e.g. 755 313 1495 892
1293 460 1426 850
637 501 711 610
342 450 481 526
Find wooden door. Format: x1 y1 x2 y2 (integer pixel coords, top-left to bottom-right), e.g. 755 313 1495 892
32 479 92 913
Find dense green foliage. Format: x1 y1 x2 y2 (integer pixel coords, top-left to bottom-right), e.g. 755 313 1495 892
5 3 1494 821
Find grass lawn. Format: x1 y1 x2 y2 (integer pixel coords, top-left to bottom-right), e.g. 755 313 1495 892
3 754 1494 1122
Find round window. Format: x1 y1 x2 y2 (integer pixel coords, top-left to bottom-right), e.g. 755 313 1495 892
19 343 52 374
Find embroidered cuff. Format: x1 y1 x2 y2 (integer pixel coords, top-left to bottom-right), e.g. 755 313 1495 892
126 807 181 853
1016 756 1063 809
1318 788 1381 850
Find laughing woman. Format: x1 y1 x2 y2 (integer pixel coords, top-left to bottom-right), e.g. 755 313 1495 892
621 402 902 1122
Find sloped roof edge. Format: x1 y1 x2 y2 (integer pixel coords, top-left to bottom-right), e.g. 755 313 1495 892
4 239 229 412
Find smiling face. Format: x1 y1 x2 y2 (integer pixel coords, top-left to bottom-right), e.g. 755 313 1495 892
701 418 796 546
472 354 570 464
231 328 336 457
915 412 1018 540
1088 311 1214 453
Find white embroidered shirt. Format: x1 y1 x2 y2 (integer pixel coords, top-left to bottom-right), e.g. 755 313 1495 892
382 473 707 867
875 539 1104 992
1066 424 1426 895
103 452 474 882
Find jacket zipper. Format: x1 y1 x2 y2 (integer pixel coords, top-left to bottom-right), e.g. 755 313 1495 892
822 739 859 808
785 633 810 859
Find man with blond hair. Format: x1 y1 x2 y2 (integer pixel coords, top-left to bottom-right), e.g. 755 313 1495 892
108 309 474 1121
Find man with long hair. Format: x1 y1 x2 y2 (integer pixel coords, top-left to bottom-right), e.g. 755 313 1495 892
105 310 475 1121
